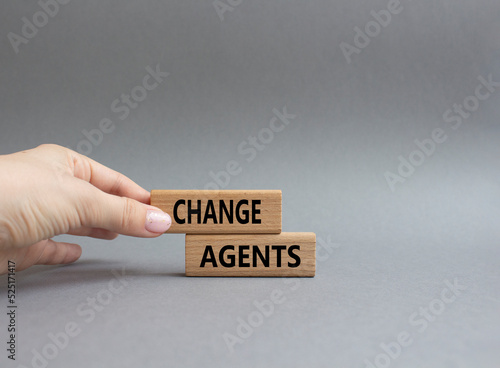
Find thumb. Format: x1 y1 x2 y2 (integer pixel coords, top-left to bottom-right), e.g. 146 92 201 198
79 186 172 237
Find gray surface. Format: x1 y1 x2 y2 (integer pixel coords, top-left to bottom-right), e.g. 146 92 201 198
1 0 500 367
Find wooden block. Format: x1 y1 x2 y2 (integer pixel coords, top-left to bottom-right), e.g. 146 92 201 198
151 190 281 234
185 233 315 277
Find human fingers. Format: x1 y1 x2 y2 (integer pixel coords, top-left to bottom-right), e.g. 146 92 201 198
70 153 151 204
66 227 119 240
34 239 82 266
1 239 82 273
76 184 171 237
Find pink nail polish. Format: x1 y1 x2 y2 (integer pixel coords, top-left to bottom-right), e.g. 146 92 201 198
145 210 172 233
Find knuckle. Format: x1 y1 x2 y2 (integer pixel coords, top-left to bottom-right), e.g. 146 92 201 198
36 144 71 161
120 197 138 230
36 143 60 152
74 188 99 228
0 225 10 250
110 174 126 196
40 241 58 264
0 212 28 249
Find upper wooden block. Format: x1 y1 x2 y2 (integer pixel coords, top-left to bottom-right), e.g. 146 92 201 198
150 190 282 234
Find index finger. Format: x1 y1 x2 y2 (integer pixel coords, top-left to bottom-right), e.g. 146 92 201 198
70 152 150 204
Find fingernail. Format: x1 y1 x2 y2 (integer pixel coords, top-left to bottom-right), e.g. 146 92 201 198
145 210 172 233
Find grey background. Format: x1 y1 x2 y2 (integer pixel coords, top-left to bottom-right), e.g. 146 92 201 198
1 0 500 367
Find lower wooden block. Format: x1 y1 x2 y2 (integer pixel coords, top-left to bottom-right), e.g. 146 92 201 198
185 233 316 277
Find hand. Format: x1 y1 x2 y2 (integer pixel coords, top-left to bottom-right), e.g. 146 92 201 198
0 144 171 274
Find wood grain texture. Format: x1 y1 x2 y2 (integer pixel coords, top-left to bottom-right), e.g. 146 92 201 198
185 233 315 277
151 190 281 234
